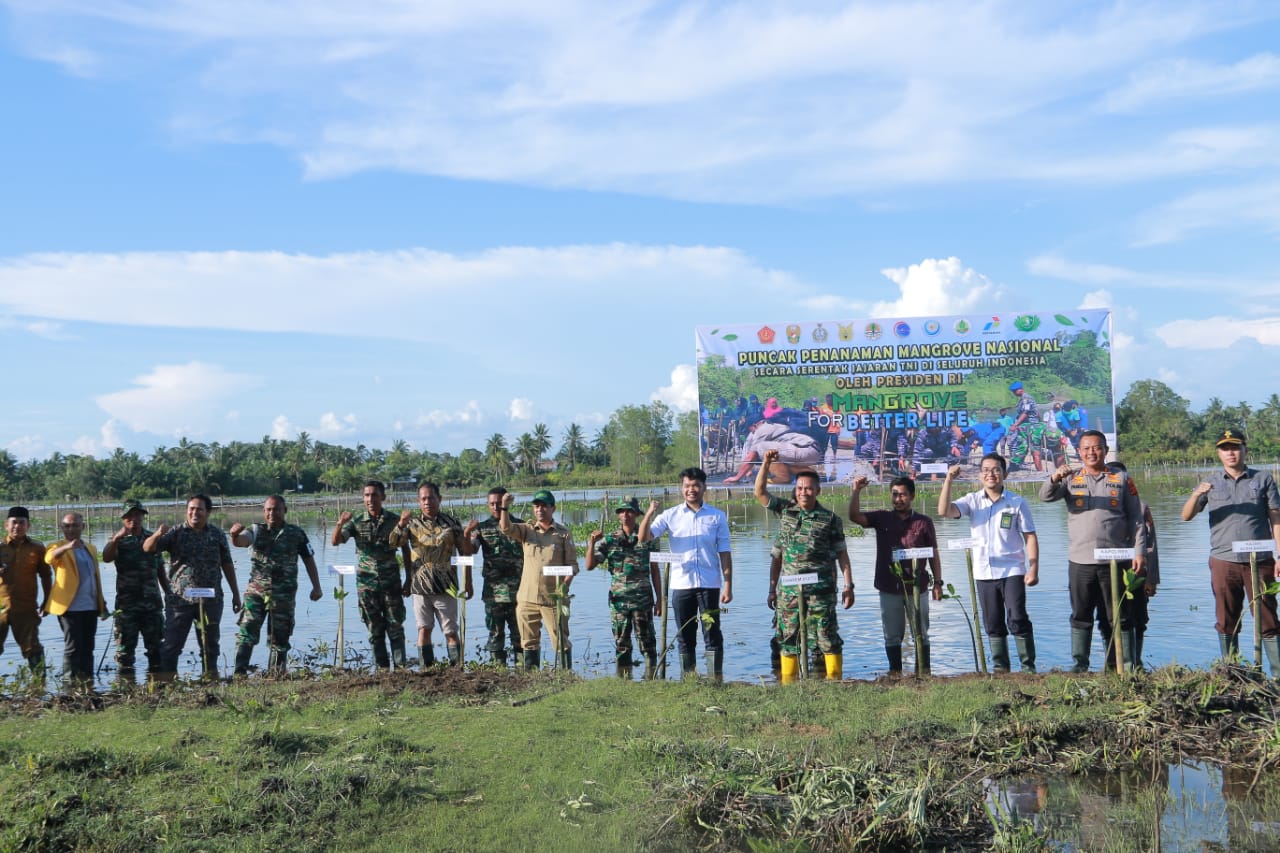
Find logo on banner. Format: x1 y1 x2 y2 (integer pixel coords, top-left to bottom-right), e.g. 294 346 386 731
923 320 941 336
758 326 776 344
954 318 971 335
893 321 911 338
838 323 854 341
983 315 1001 333
865 322 882 341
786 324 802 344
812 323 828 342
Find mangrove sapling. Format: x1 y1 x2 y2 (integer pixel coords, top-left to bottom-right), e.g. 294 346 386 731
95 608 123 678
941 583 983 672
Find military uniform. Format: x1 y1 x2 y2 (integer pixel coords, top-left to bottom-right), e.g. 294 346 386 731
155 522 234 676
471 516 523 662
340 509 407 668
109 530 165 676
0 534 49 666
236 522 314 656
767 495 846 656
592 531 658 665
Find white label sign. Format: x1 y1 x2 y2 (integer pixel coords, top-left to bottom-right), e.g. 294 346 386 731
451 555 476 567
328 564 356 576
186 587 216 599
893 548 934 561
1232 540 1277 555
542 565 575 577
920 462 950 474
1094 548 1135 561
780 573 820 586
948 538 979 550
649 551 683 565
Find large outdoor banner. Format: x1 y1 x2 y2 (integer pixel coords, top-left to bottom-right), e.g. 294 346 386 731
696 309 1113 484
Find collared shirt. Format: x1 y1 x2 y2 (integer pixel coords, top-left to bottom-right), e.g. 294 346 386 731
153 523 232 599
388 512 466 596
472 515 523 603
766 496 845 595
502 520 578 607
244 522 314 594
0 535 49 609
1039 468 1145 563
592 530 657 606
647 502 731 590
952 489 1036 580
340 509 401 579
1193 467 1280 561
108 530 164 607
862 510 937 594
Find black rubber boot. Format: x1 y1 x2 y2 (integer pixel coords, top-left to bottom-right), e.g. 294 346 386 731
446 644 461 666
1132 631 1145 672
420 644 436 668
233 643 253 677
1119 629 1138 672
616 661 633 680
989 636 1011 673
492 649 507 666
372 638 390 670
390 638 408 669
267 647 287 674
885 645 903 674
1071 628 1091 673
918 643 931 676
1219 633 1240 660
556 648 572 671
643 652 659 680
680 651 697 679
1015 633 1037 674
522 649 540 671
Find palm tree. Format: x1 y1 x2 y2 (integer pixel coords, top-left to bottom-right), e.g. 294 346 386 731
559 423 586 469
485 433 512 482
532 423 552 461
515 432 541 476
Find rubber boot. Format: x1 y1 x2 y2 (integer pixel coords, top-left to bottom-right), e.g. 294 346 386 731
680 650 698 679
824 654 843 681
779 654 799 684
267 647 286 675
522 649 540 671
1263 637 1280 680
616 661 633 680
706 648 724 683
446 644 461 666
1132 631 1145 672
643 652 659 681
1119 629 1138 672
233 643 253 677
989 636 1011 673
769 635 781 670
372 638 390 670
556 648 572 671
885 645 903 675
389 637 408 669
420 644 436 668
1071 628 1091 673
810 648 825 678
1219 633 1240 660
26 651 45 681
918 643 931 675
1015 633 1037 674
492 649 507 667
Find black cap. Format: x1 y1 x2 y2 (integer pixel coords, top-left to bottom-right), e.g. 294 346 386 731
1216 427 1247 448
7 506 29 520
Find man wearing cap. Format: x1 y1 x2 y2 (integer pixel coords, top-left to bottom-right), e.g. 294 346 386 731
331 479 410 670
389 482 473 667
44 512 110 685
587 496 662 680
640 467 733 680
1181 427 1280 673
757 450 854 683
228 495 323 675
102 499 170 682
1041 430 1146 671
0 506 50 673
145 493 242 679
465 487 524 666
498 489 578 670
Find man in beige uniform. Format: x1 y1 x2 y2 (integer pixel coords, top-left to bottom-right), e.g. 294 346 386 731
498 489 578 670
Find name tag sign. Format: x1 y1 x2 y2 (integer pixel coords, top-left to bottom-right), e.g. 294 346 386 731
186 587 217 599
329 564 356 576
1094 548 1135 561
948 538 979 550
920 462 949 474
542 565 575 577
780 573 820 587
1232 540 1277 555
893 548 934 561
649 552 683 565
451 556 476 567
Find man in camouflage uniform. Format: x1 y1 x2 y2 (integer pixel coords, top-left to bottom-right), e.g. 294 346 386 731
1 506 50 675
229 495 323 675
757 450 854 682
331 479 409 670
586 496 662 680
465 487 523 666
102 499 169 683
389 482 473 667
145 494 242 678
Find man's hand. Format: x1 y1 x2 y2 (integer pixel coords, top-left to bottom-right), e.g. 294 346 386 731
309 587 323 601
338 511 353 525
852 476 868 491
111 527 128 542
463 519 479 537
1191 482 1212 499
648 499 660 514
841 587 855 609
945 464 960 481
588 530 603 545
1025 568 1039 587
1051 464 1073 483
398 510 412 527
502 492 515 510
231 591 242 613
228 522 246 538
763 448 780 464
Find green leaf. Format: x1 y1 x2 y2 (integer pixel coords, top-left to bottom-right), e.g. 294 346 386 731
1054 314 1075 326
722 334 738 341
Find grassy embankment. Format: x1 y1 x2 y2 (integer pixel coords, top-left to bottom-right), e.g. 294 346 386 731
3 662 1279 852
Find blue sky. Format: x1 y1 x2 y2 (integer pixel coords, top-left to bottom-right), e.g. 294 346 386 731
1 1 1278 461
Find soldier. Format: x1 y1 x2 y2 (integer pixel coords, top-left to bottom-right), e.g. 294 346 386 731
465 487 524 666
1181 427 1280 673
44 512 109 686
229 495 323 675
757 450 854 683
586 496 663 680
498 489 578 670
1040 430 1146 672
0 506 50 674
146 494 242 679
849 475 942 675
389 482 473 667
331 480 409 670
102 499 169 683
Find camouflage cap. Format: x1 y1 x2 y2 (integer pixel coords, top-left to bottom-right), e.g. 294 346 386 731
531 489 556 507
1216 427 1247 448
120 499 148 517
614 496 641 514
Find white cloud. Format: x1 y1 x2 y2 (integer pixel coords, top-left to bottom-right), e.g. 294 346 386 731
415 400 483 429
507 398 535 420
270 414 296 440
1103 53 1280 113
94 362 259 438
1154 316 1280 350
317 412 358 436
1133 180 1280 246
100 418 124 450
1080 290 1113 310
875 257 1002 316
650 363 698 413
1027 255 1146 286
6 435 48 462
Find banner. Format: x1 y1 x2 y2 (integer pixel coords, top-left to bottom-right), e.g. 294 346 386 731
696 310 1113 484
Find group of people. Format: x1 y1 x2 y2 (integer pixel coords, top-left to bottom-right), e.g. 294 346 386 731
1 424 1277 687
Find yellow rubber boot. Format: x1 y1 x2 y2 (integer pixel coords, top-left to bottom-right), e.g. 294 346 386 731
779 654 799 684
824 654 843 681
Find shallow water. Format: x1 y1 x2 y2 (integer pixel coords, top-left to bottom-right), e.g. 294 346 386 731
0 486 1269 688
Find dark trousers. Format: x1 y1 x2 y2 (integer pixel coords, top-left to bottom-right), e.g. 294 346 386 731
976 576 1032 637
670 588 723 656
162 594 224 675
1211 557 1279 638
1069 561 1133 633
59 610 98 682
